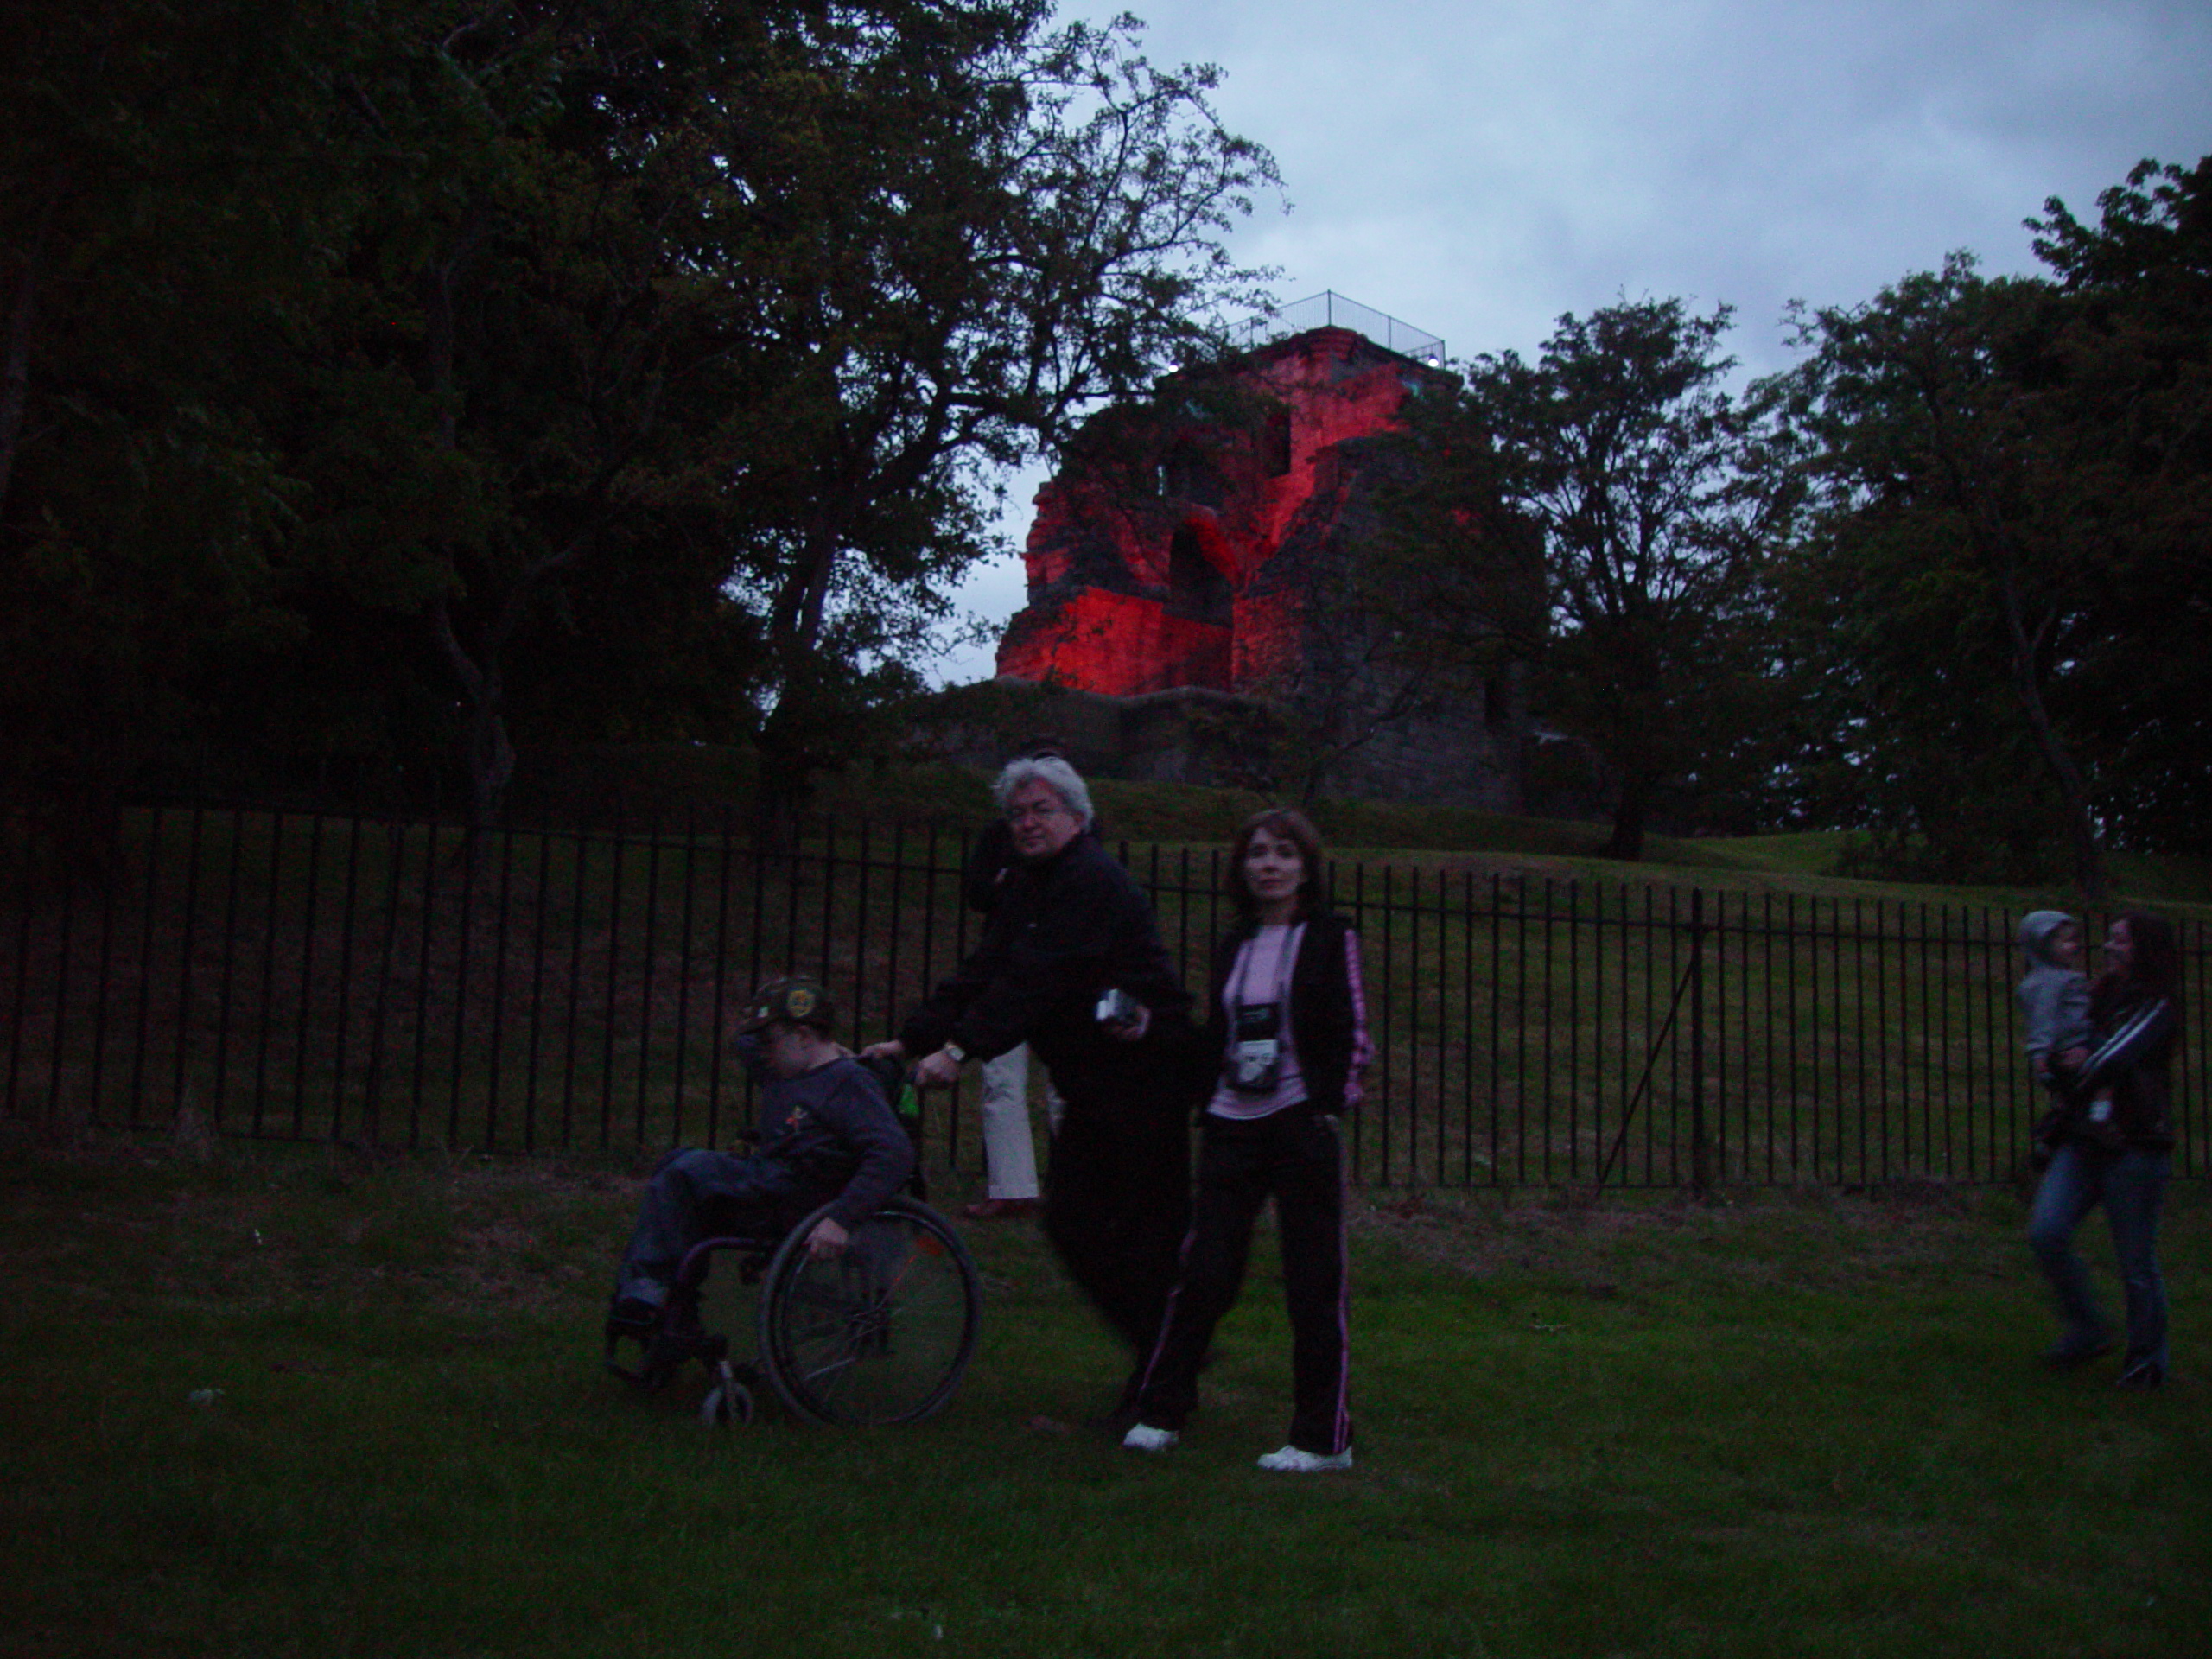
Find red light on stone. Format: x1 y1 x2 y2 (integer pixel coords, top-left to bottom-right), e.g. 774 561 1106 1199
996 328 1449 700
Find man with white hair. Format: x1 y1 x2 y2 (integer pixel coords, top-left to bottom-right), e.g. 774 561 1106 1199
870 753 1194 1425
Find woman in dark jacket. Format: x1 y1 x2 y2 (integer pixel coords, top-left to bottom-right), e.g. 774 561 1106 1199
1122 808 1371 1470
2027 910 2182 1389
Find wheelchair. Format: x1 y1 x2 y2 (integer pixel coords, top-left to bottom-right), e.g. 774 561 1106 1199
605 1193 982 1427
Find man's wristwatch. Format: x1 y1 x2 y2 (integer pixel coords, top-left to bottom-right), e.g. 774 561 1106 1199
942 1042 968 1065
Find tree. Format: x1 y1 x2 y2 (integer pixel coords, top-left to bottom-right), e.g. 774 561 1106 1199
1376 299 1777 860
0 0 1281 840
0 0 358 846
715 5 1281 792
1756 260 2107 889
2026 157 2212 856
1751 156 2212 887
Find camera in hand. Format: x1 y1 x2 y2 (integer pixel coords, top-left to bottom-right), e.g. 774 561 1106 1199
1095 986 1140 1027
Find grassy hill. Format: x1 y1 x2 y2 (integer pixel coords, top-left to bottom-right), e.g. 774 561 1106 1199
502 745 2211 918
816 760 2212 920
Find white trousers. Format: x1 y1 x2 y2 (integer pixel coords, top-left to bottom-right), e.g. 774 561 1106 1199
978 1044 1062 1199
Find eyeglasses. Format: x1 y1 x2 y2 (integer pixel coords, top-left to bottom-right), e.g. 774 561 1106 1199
1006 802 1069 824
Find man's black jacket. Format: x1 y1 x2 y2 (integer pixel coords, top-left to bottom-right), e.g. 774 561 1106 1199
900 832 1192 1093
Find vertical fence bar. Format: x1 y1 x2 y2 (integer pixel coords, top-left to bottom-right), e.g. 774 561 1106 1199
126 805 166 1128
1590 880 1607 1186
1351 861 1370 1185
1566 880 1582 1181
1457 870 1473 1185
1932 900 1947 1178
1434 865 1451 1184
1477 873 1493 1183
287 812 325 1140
561 827 589 1152
1976 905 1996 1183
847 817 872 1066
1689 888 1707 1193
1721 894 1736 1182
363 819 406 1148
485 823 515 1151
251 812 283 1137
704 812 737 1149
671 810 699 1147
41 860 76 1129
206 810 244 1131
448 826 480 1148
1618 884 1635 1188
328 811 365 1143
88 843 121 1129
523 823 551 1154
1515 875 1531 1184
636 815 664 1148
1847 898 1866 1183
1538 876 1554 1185
409 817 438 1147
601 827 626 1151
3 846 30 1121
168 806 206 1125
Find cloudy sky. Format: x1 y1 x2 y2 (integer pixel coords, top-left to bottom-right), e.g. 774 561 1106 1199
934 0 2212 683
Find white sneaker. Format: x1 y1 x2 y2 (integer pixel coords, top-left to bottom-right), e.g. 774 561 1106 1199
1122 1422 1179 1452
1256 1444 1352 1472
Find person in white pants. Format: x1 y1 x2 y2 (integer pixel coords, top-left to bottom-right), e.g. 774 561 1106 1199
971 1042 1062 1219
962 741 1076 1222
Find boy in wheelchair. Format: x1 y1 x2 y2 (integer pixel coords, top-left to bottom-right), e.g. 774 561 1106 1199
607 976 916 1338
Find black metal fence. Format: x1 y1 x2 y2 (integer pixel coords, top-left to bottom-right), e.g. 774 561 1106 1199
4 803 2205 1186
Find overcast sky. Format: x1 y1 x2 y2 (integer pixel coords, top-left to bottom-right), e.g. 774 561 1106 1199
934 0 2212 683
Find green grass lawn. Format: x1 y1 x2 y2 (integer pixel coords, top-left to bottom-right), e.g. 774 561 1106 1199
4 1132 2208 1658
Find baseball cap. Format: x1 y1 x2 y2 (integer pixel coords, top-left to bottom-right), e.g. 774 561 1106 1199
737 976 836 1034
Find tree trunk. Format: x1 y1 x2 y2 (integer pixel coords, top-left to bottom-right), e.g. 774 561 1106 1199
1600 769 1656 861
430 595 514 831
1999 568 2107 899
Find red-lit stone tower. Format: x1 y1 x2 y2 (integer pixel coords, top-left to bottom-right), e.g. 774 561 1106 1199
990 327 1525 810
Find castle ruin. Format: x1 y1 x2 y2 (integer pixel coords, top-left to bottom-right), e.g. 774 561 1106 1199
989 323 1527 810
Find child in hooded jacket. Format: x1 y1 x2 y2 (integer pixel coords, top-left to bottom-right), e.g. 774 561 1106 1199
2017 910 2114 1163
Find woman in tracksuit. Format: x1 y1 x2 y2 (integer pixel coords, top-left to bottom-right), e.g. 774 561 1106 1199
1124 807 1371 1471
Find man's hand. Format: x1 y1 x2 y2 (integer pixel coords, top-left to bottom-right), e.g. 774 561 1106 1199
860 1039 907 1063
1105 1004 1151 1042
804 1217 849 1260
913 1046 963 1088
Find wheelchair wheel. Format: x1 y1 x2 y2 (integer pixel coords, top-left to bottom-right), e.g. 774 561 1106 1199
701 1360 756 1427
757 1196 982 1427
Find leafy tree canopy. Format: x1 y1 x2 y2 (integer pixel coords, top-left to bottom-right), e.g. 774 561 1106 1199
1756 155 2212 884
0 0 1279 838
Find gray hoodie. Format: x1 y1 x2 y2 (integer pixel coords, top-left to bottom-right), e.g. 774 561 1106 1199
2017 910 2092 1071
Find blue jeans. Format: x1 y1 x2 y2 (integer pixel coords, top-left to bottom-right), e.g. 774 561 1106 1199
613 1148 817 1309
2027 1143 2171 1373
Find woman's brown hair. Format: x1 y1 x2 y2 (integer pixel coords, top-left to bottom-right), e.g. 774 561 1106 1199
2096 909 2183 1005
1226 807 1326 922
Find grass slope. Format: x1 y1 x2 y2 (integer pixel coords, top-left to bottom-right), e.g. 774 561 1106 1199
4 1134 2207 1658
821 764 2212 918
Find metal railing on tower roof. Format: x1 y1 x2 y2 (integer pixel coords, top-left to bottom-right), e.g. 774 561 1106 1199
1232 290 1446 366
